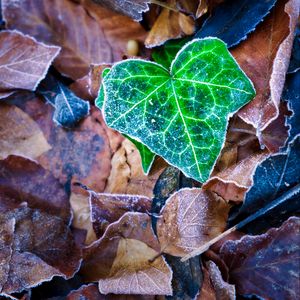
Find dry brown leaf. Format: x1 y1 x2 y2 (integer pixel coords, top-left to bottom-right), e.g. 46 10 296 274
197 266 216 300
0 104 51 160
0 30 60 96
2 0 146 80
82 212 173 295
104 139 166 198
90 193 152 238
157 188 230 257
145 0 195 48
233 0 299 132
196 0 224 18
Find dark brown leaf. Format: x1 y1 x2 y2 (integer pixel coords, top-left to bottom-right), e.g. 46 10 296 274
220 217 300 299
0 30 59 96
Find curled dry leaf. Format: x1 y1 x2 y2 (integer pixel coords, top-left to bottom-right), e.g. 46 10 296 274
145 0 195 48
104 139 167 198
0 104 51 160
0 30 60 96
220 217 300 300
13 95 116 192
157 188 230 257
90 192 152 237
233 0 299 132
0 156 81 295
2 0 146 80
82 212 173 295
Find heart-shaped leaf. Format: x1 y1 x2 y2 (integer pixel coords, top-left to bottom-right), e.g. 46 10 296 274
103 38 255 182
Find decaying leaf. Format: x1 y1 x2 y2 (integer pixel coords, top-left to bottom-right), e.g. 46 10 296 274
0 104 51 160
104 139 166 197
0 30 60 96
233 0 299 132
90 192 152 237
145 0 195 48
157 188 230 256
82 212 173 295
92 0 150 21
220 217 300 299
2 0 146 79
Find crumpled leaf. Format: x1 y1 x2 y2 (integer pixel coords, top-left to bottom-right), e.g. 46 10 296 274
13 94 115 192
284 70 300 144
145 0 195 48
220 217 300 299
92 0 150 21
0 103 51 160
90 192 152 237
0 156 81 295
2 0 146 80
233 0 299 132
0 30 60 96
231 135 300 233
38 75 90 128
103 38 255 183
157 188 230 256
104 139 166 197
195 0 276 47
81 212 173 295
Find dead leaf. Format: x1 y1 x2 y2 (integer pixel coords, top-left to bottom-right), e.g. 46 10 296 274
90 193 152 238
104 139 166 198
0 207 81 295
0 30 60 95
2 0 146 80
220 217 300 299
81 212 173 295
157 188 230 257
233 0 299 132
0 155 70 221
12 94 117 192
197 266 216 300
0 104 51 160
145 0 195 48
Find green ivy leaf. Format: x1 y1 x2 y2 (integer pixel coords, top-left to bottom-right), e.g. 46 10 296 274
96 68 156 174
103 38 255 182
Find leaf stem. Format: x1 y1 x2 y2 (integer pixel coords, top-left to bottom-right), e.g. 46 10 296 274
150 0 179 12
181 183 300 261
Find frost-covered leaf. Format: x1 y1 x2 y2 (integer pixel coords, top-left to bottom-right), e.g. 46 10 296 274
0 104 51 160
195 0 276 47
157 188 230 256
0 30 59 96
90 192 151 237
39 75 90 128
231 135 300 233
233 0 299 131
2 0 146 80
97 68 155 174
103 38 255 183
82 212 172 295
288 26 300 73
220 217 300 300
92 0 150 21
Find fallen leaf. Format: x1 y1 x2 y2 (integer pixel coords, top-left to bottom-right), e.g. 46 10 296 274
91 0 150 21
197 266 216 300
2 0 146 80
103 38 255 183
0 207 81 295
0 30 60 95
220 217 300 299
233 0 299 131
13 94 115 192
196 0 224 19
104 139 166 198
0 155 70 221
38 75 90 128
288 26 300 73
145 0 195 48
157 188 230 256
231 135 300 233
81 212 173 295
90 192 152 237
0 103 51 160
